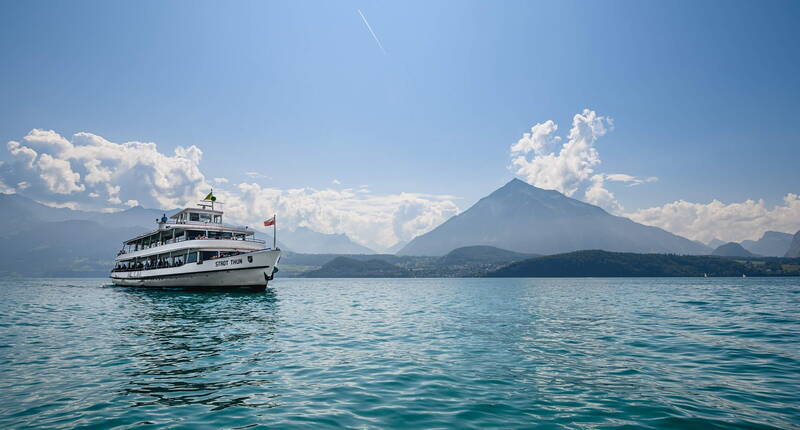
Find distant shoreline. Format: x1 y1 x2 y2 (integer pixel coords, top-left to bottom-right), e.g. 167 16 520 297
4 248 799 279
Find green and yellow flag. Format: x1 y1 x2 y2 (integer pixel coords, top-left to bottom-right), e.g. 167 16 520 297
204 191 216 201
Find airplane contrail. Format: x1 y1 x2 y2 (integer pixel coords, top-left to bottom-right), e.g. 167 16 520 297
357 9 386 55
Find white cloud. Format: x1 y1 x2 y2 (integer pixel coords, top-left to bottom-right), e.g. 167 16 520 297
35 153 85 194
605 173 658 186
222 184 459 249
626 194 800 243
332 179 341 185
41 201 81 210
1 129 207 210
510 109 609 196
584 174 622 213
1 128 459 250
510 109 654 213
245 171 268 179
7 141 37 168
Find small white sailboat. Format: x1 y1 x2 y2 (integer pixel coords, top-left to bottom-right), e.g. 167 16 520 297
110 192 280 290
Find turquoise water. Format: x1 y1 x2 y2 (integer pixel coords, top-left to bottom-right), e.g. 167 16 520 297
0 278 798 429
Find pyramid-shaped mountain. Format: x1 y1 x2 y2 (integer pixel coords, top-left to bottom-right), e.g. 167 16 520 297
398 179 711 256
712 242 757 257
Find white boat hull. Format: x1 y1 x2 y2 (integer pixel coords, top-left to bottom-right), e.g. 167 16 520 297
110 249 280 290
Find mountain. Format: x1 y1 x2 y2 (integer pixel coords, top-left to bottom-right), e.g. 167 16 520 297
485 250 799 278
278 226 374 254
440 245 535 266
281 246 532 277
398 179 711 256
0 220 144 277
302 256 410 278
251 230 291 250
0 193 170 232
0 194 181 276
1 193 91 230
785 231 800 258
740 231 794 257
384 240 408 255
707 238 725 249
712 242 757 257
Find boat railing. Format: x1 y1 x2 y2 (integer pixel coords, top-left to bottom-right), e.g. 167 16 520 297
112 260 187 272
111 250 256 273
125 236 265 251
168 220 247 229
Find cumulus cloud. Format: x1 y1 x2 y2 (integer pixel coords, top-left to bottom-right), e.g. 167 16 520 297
2 128 459 250
626 194 800 243
584 174 622 213
1 129 206 210
510 109 654 212
222 184 458 249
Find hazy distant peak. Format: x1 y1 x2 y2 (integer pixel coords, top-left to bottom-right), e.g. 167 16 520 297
784 231 800 258
707 238 726 249
280 226 374 254
712 242 757 257
740 230 794 257
760 230 791 240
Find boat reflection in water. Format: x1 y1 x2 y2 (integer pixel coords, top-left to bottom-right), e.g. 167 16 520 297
113 287 283 411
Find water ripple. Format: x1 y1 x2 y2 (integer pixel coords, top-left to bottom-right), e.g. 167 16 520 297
0 277 798 428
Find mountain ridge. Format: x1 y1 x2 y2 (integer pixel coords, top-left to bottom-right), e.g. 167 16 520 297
398 179 711 256
785 231 800 258
279 226 374 254
740 231 794 257
712 242 757 257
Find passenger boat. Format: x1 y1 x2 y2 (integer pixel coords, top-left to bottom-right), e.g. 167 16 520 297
110 195 280 290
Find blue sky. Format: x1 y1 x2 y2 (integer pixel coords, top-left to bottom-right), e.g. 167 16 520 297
1 0 799 247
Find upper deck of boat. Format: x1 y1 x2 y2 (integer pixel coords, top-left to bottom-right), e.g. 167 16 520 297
116 201 266 261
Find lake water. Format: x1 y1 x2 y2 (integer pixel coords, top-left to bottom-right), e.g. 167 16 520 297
0 277 798 429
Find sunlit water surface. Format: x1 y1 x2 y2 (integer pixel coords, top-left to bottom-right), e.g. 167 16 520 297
0 277 798 429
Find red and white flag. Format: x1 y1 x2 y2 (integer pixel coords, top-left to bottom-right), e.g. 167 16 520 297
263 215 276 226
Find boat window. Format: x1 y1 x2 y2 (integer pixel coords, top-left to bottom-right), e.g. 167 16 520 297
190 212 200 222
186 230 203 240
187 252 198 263
199 213 212 223
213 215 222 223
201 251 219 261
208 231 232 240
